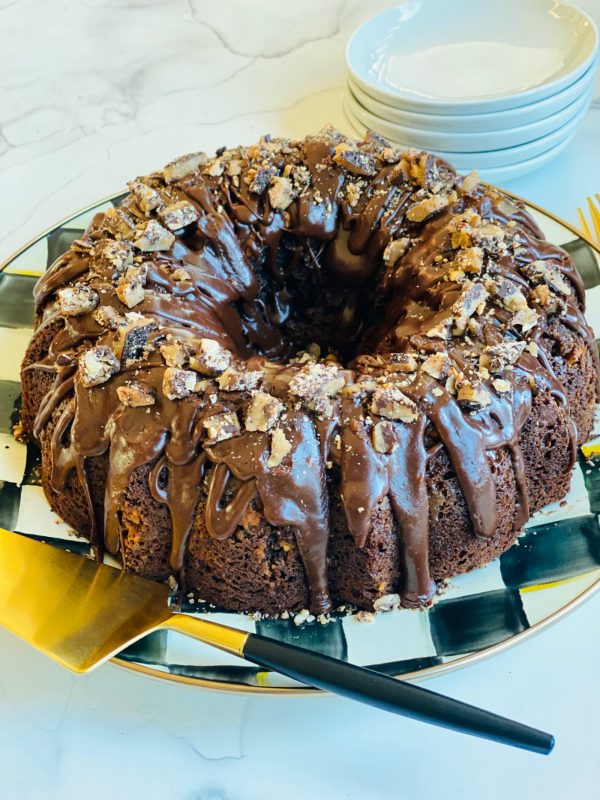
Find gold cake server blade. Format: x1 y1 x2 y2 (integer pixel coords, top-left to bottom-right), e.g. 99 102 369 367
0 527 244 672
0 528 554 754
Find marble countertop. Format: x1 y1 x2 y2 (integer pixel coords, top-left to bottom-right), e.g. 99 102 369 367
1 1 600 797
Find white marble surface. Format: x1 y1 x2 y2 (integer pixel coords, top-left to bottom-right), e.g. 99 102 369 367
1 1 600 797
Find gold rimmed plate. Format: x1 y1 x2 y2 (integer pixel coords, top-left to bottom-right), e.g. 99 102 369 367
1 190 599 693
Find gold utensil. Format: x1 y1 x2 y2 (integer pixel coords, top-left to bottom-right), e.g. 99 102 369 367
0 528 554 753
577 194 600 244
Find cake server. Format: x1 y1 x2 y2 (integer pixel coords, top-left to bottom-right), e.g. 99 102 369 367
0 528 554 754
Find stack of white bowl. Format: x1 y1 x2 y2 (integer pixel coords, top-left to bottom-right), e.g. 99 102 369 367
344 0 599 183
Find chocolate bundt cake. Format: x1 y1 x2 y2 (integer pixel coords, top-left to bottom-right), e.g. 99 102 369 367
20 128 598 616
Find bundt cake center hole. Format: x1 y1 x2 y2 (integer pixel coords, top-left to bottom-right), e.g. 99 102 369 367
249 234 385 365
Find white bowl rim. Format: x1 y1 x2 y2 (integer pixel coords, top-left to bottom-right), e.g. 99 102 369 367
342 95 587 167
343 107 578 183
477 132 577 181
345 53 599 127
344 82 593 149
346 0 599 113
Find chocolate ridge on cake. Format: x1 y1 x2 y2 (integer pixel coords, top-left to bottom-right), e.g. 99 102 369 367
20 127 598 616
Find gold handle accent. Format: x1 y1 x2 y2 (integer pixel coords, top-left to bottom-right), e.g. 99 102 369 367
160 613 249 658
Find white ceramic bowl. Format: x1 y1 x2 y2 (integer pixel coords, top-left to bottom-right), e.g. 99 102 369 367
344 83 593 152
342 95 587 169
346 55 599 133
476 134 577 183
346 0 598 113
474 131 575 183
344 110 578 185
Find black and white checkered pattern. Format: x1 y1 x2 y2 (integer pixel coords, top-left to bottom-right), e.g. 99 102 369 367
0 193 599 690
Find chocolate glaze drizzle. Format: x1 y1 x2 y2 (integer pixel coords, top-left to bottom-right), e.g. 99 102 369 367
24 130 598 614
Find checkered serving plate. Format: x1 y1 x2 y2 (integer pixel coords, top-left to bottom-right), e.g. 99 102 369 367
1 191 599 693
